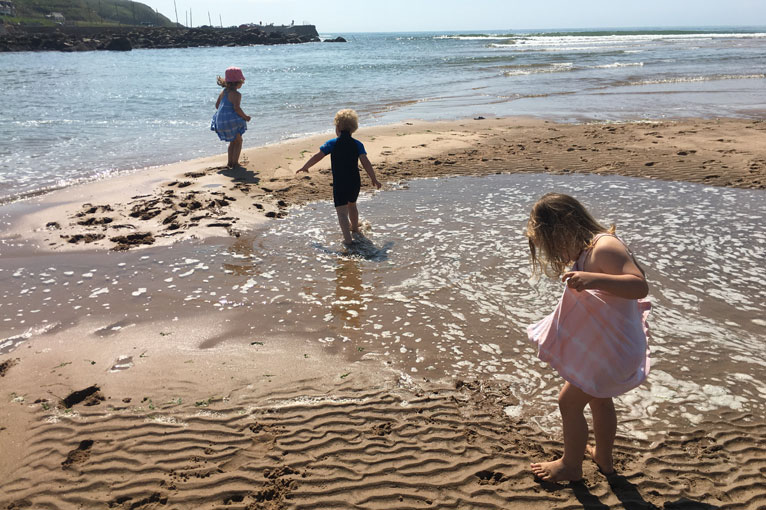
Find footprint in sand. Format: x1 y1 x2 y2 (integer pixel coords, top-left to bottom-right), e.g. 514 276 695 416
475 470 508 485
109 355 134 372
61 440 94 470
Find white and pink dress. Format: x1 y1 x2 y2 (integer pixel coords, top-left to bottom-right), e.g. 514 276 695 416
527 234 651 398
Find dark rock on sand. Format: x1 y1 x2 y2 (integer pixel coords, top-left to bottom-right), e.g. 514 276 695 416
110 232 155 250
62 385 103 408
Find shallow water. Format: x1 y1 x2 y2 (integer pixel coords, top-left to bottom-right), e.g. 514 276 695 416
1 173 765 436
2 29 765 202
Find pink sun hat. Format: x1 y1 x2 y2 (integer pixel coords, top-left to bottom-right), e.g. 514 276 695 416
225 66 245 82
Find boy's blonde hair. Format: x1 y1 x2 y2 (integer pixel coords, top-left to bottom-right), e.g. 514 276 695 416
334 109 359 133
526 193 615 277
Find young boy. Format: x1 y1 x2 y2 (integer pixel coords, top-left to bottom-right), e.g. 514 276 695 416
296 109 381 245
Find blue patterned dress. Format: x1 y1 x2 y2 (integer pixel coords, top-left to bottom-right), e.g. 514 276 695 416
211 90 247 142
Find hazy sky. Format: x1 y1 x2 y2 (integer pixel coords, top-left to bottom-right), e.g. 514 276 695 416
139 0 766 33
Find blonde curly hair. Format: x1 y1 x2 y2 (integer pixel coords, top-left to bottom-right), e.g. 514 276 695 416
334 109 359 133
526 193 615 277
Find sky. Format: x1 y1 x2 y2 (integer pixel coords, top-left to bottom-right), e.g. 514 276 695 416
138 0 766 33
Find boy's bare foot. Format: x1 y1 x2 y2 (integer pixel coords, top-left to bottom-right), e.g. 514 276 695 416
586 445 615 475
530 459 582 482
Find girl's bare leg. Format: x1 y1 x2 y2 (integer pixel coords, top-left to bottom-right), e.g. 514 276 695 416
229 135 243 167
531 381 592 482
335 205 353 245
227 141 235 168
347 202 359 232
587 397 616 474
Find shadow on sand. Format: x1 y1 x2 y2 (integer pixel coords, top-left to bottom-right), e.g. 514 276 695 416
536 473 719 510
217 165 261 184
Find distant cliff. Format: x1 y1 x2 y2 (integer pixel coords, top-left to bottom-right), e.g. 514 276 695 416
4 0 175 27
0 24 322 52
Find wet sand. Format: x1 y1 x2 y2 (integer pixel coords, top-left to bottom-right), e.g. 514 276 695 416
1 116 766 509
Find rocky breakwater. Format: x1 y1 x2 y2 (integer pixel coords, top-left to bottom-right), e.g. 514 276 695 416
0 25 321 52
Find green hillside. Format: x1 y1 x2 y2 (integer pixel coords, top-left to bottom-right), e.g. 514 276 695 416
4 0 175 27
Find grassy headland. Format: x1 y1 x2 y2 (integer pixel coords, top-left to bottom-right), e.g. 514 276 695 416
3 0 174 27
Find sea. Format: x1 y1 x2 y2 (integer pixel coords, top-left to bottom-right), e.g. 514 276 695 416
1 27 765 202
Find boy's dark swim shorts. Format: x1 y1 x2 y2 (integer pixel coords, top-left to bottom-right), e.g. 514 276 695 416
333 177 361 207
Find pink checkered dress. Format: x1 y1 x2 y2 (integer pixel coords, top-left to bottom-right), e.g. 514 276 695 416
527 235 651 398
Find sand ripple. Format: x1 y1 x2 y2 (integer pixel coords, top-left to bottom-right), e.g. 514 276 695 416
1 379 764 509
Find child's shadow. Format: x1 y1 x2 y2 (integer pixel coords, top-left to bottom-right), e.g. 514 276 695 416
607 473 719 510
565 474 719 510
217 165 260 184
535 479 609 509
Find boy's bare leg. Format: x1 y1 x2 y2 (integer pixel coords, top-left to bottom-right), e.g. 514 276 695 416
335 205 353 245
531 381 591 482
348 202 359 232
587 398 616 475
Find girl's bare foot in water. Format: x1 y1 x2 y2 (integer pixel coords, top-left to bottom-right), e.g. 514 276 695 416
586 445 615 475
530 459 582 482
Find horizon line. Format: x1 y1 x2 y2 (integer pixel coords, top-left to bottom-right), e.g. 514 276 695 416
313 24 766 34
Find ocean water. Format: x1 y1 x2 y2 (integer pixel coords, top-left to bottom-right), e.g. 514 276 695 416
1 28 765 202
2 173 764 435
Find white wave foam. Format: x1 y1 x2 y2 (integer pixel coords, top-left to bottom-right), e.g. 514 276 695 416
503 62 574 76
0 323 60 353
630 73 766 85
595 62 644 68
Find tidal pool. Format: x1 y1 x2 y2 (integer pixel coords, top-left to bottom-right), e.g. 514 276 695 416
2 173 764 435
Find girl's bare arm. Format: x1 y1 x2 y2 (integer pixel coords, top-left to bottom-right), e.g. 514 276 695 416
215 89 224 109
563 236 648 299
229 91 251 121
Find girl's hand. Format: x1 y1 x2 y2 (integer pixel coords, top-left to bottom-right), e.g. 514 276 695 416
296 166 308 174
562 271 597 292
244 115 251 122
372 178 382 189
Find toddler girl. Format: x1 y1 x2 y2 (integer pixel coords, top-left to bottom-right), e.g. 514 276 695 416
526 193 651 482
211 66 251 168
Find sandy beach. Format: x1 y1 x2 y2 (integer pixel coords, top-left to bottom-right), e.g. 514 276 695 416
1 116 765 509
6 116 764 253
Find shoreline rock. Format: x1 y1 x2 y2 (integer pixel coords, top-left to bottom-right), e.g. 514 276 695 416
0 25 321 52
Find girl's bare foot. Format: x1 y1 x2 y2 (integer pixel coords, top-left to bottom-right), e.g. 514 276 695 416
530 459 582 482
586 445 615 475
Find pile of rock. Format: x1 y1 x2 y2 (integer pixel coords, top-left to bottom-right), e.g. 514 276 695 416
0 25 323 52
